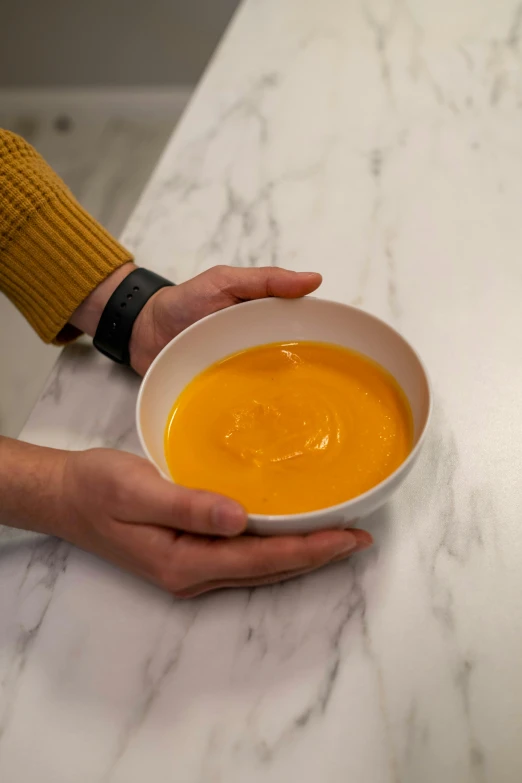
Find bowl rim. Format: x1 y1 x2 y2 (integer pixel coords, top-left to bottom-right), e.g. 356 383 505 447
136 296 433 523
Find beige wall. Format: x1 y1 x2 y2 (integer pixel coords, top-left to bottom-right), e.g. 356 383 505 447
0 0 239 87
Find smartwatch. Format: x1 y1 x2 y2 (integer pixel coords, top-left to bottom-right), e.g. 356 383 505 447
93 268 174 365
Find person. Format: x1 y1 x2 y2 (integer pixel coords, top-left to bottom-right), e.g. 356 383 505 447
0 129 372 597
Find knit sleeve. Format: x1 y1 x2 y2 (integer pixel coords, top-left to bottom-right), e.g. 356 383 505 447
0 129 133 344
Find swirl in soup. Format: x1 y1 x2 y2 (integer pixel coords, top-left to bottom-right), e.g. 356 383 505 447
165 341 413 515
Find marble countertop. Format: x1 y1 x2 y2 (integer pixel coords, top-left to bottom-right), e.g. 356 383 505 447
2 1 522 781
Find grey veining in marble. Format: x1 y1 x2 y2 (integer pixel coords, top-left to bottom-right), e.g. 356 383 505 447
1 2 522 782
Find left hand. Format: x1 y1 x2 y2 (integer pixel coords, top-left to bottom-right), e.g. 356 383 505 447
129 265 322 375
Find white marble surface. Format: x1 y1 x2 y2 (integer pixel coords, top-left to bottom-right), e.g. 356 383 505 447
2 0 522 780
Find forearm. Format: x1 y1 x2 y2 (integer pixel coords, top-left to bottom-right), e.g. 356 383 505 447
0 130 133 345
0 436 66 536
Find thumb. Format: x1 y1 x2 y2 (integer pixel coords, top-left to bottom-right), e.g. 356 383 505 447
207 266 322 300
118 456 247 537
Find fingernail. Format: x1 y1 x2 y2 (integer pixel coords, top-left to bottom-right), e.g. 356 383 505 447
211 503 246 535
354 538 373 552
354 531 374 551
335 534 358 555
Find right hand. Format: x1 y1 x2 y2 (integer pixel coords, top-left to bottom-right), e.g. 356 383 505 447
58 448 372 598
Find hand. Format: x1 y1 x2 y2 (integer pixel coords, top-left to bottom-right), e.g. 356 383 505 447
58 448 372 598
63 265 372 596
129 265 322 375
71 264 322 375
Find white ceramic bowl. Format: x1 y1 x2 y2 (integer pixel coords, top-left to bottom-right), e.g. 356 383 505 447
137 297 431 535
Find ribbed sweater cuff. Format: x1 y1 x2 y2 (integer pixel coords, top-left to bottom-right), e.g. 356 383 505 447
0 189 133 344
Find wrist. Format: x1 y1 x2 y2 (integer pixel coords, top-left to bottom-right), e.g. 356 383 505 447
90 268 174 373
127 287 164 374
0 437 69 537
69 261 137 337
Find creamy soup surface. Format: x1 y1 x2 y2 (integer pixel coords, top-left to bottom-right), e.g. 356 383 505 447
165 341 413 515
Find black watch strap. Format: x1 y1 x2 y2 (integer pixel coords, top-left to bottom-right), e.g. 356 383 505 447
93 268 174 365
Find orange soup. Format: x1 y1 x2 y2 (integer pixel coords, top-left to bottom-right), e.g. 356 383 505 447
165 341 413 515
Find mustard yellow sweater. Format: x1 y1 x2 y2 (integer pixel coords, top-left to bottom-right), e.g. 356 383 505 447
0 129 133 343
